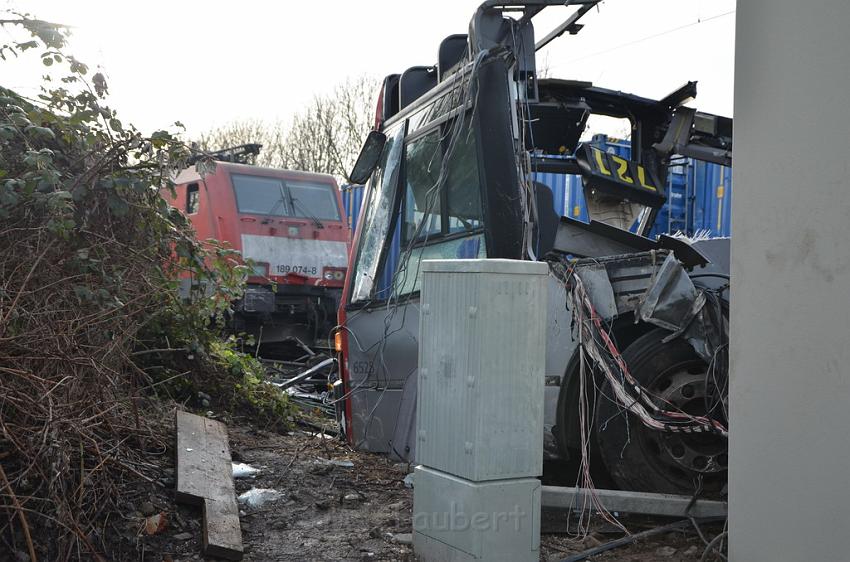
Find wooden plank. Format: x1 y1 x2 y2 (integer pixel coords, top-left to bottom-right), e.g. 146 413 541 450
203 496 244 560
176 410 214 504
203 415 235 499
175 411 243 560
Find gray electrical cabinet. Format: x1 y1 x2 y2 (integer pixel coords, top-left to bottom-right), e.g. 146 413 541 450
413 259 547 562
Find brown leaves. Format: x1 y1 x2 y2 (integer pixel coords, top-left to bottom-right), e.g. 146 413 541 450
143 512 168 536
0 122 180 561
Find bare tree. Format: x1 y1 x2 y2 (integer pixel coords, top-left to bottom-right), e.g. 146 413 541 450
197 118 285 167
198 75 379 182
280 74 379 180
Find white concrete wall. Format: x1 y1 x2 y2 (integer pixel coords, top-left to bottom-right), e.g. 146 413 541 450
731 2 850 560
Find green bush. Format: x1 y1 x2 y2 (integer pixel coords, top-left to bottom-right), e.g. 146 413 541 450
0 14 290 559
210 339 294 422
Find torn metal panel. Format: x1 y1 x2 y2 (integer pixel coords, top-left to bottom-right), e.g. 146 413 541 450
635 251 726 365
552 250 675 317
637 252 706 334
653 106 733 167
683 289 727 369
574 264 617 321
553 217 710 268
553 217 656 258
558 249 728 434
602 252 668 314
565 268 728 438
657 234 711 268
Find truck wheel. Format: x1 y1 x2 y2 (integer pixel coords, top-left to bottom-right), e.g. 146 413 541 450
595 329 728 495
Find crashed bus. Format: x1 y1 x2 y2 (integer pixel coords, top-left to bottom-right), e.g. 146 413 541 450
335 0 732 496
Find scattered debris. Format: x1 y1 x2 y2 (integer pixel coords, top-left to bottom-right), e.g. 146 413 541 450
309 463 335 476
271 357 335 391
238 488 285 509
403 473 414 488
232 462 260 479
554 518 708 562
391 533 413 545
342 491 366 507
315 457 354 468
221 424 709 560
173 532 193 541
143 512 168 536
582 534 603 549
140 501 157 517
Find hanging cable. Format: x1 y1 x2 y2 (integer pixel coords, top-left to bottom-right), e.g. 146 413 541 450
552 258 729 437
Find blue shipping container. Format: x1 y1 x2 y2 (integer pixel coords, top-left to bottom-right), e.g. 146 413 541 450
340 183 364 231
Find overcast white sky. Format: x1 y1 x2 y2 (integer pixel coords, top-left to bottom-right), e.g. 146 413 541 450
2 0 735 138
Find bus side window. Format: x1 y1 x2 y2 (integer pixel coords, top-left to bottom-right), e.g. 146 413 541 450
186 183 200 214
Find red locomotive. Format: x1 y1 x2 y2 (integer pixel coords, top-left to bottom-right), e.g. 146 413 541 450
165 145 350 350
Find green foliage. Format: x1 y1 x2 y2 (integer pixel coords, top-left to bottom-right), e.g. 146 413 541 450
0 14 293 558
0 14 252 357
210 339 294 423
0 12 293 423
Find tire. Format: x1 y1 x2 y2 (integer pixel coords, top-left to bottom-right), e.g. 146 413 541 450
554 351 617 489
594 329 728 495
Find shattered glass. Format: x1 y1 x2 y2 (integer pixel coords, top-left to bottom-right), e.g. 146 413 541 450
351 125 405 303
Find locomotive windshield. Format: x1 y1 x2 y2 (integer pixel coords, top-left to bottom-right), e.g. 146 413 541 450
231 173 340 221
287 180 340 221
232 174 288 216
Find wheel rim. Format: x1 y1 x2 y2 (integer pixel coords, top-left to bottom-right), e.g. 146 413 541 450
639 362 728 489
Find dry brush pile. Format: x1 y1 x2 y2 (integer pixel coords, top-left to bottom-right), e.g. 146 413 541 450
0 17 276 560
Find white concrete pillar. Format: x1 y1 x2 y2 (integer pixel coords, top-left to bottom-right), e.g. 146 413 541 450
731 2 850 560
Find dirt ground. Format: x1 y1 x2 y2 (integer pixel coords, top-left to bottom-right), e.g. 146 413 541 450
229 425 414 561
129 420 724 562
